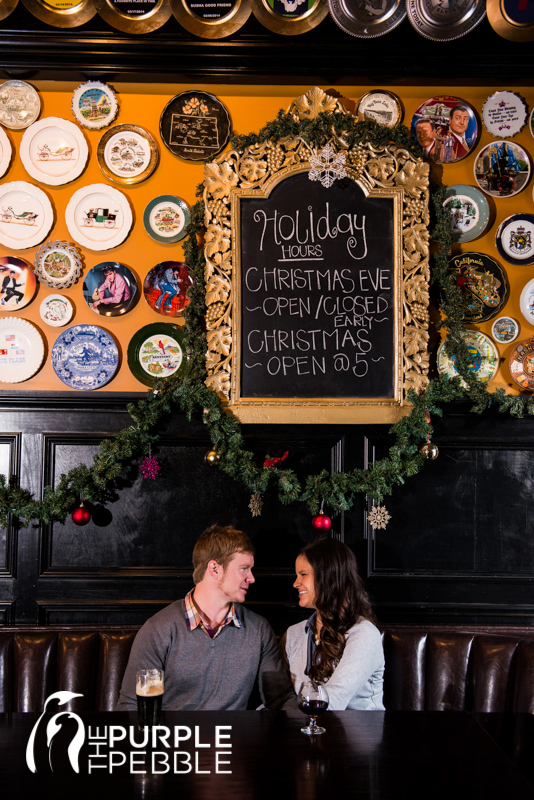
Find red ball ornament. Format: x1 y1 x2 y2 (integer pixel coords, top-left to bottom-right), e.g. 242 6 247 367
72 503 91 526
312 511 332 531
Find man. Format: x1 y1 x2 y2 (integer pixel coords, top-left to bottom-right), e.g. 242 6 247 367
446 105 474 162
154 265 181 311
92 265 131 311
1 270 24 305
116 525 292 711
415 119 437 159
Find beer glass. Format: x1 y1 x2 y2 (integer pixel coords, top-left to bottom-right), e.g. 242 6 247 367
136 668 164 730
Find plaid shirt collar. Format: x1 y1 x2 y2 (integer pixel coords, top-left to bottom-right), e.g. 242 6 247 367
184 589 243 639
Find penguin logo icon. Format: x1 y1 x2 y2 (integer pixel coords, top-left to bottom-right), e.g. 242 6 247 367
26 691 86 773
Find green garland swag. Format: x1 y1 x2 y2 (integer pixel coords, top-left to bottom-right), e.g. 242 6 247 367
1 109 534 528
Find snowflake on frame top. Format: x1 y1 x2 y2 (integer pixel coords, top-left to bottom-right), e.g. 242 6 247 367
308 143 347 188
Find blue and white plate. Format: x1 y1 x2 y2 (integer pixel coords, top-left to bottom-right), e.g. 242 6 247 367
496 213 534 266
51 324 119 390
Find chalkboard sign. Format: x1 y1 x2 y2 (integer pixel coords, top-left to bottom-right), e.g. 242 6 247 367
239 173 396 399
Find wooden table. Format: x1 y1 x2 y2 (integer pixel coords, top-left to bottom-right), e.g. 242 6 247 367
1 710 533 799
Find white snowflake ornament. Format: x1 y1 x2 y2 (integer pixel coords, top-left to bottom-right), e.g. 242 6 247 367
308 143 347 188
367 505 391 530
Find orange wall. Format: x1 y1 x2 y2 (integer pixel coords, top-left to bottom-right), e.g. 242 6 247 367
1 82 533 394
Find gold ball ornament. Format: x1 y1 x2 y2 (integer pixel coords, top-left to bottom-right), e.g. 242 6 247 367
205 448 221 467
421 442 439 460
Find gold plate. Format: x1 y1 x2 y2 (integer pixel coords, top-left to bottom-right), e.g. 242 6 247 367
20 0 96 27
356 90 404 127
487 0 534 41
0 0 18 22
170 0 251 38
97 124 159 185
93 0 171 33
250 0 327 35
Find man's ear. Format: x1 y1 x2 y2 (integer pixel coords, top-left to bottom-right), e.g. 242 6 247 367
206 559 221 580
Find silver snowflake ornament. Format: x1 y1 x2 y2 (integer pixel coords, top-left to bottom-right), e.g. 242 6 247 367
308 143 347 188
367 505 391 530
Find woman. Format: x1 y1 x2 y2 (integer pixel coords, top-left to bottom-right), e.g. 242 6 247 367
284 537 385 710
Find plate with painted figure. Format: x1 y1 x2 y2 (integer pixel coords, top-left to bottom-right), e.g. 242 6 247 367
443 185 490 243
143 195 190 243
65 183 133 251
71 81 118 130
411 96 478 163
0 80 41 130
143 262 194 317
474 141 531 199
496 214 534 266
127 322 187 386
39 294 74 327
328 0 406 38
437 331 499 388
492 316 520 345
160 91 231 161
509 338 534 392
20 116 89 186
83 262 138 317
0 317 45 383
0 181 54 249
97 124 158 185
0 256 36 311
51 324 120 390
449 252 508 324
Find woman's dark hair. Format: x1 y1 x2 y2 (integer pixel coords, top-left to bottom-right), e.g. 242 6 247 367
300 537 376 683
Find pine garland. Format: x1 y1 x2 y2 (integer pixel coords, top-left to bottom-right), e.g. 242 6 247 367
0 108 529 528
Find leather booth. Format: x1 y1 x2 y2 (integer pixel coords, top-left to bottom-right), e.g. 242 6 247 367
1 624 534 714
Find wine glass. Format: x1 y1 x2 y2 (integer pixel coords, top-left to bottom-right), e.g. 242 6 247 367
297 680 329 735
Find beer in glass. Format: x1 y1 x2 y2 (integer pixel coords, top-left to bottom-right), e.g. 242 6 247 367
136 668 164 730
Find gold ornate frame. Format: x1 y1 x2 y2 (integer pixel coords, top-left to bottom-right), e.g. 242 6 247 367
203 88 430 424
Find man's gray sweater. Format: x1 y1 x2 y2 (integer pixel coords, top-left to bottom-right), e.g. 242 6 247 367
116 599 292 711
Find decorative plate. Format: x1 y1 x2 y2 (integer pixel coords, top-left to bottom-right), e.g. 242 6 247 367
20 116 89 186
492 316 520 344
0 181 54 249
39 294 74 327
0 126 12 179
33 240 84 289
97 124 158 185
20 0 97 27
496 214 534 266
0 80 41 130
474 141 531 199
448 252 508 324
0 256 36 311
437 331 499 388
355 90 403 126
93 0 172 33
411 96 478 163
481 91 528 139
71 81 118 130
65 183 133 251
519 278 534 326
250 0 328 34
143 195 190 243
83 262 138 317
0 317 44 383
443 185 490 243
51 324 119 390
160 91 231 161
509 338 534 391
487 0 534 41
531 109 534 140
143 262 194 317
328 0 405 38
170 0 251 38
406 0 486 40
0 0 18 22
127 322 186 386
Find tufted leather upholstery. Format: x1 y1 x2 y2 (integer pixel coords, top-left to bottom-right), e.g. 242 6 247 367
1 624 534 714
